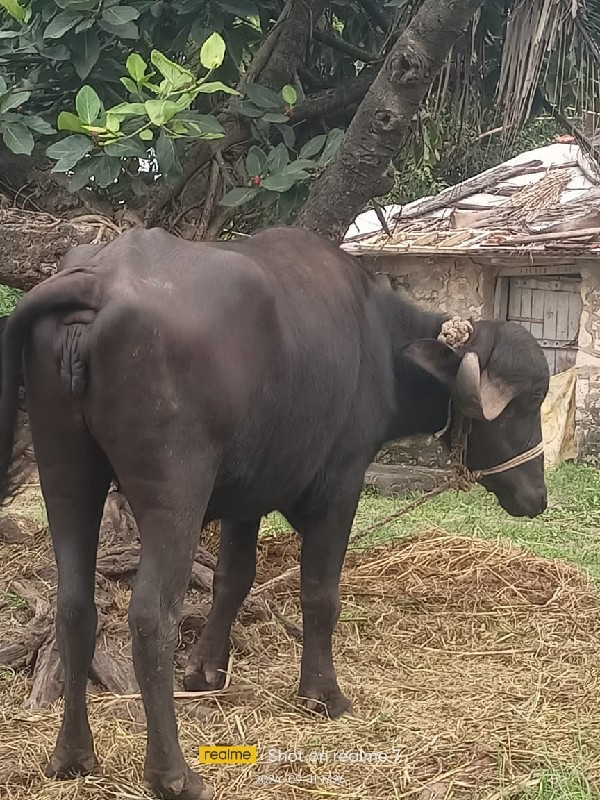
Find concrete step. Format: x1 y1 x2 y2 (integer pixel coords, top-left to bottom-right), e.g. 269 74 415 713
365 464 449 498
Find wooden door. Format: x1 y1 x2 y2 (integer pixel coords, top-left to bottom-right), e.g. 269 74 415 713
505 277 581 375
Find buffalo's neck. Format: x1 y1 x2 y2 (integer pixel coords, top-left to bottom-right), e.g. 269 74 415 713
378 290 450 442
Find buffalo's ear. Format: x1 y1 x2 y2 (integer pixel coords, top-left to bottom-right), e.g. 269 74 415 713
454 351 516 420
403 339 462 385
404 341 516 421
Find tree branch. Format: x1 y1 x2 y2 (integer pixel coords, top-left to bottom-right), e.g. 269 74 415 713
258 0 327 89
239 0 294 90
296 0 485 241
292 70 377 122
357 0 391 32
313 30 381 63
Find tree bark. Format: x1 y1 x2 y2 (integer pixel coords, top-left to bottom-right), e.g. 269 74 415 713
296 0 485 242
0 209 119 290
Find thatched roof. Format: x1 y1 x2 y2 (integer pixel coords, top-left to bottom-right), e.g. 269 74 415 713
343 139 600 258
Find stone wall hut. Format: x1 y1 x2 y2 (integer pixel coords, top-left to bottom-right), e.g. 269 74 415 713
343 140 600 465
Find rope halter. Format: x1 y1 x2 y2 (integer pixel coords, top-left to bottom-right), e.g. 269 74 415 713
435 316 544 484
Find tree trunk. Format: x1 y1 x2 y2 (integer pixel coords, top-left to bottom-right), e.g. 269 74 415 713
0 208 119 290
296 0 485 242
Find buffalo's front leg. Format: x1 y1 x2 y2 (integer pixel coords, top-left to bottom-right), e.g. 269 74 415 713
296 488 361 719
127 488 214 800
184 518 259 692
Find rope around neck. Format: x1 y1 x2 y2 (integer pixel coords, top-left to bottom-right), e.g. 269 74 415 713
351 412 544 544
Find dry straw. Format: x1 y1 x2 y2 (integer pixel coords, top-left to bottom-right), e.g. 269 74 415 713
2 523 600 799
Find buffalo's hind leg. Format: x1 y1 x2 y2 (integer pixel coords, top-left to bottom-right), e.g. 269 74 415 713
25 330 111 778
184 518 259 692
125 470 216 800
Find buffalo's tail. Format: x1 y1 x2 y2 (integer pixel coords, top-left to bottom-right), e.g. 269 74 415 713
0 267 101 505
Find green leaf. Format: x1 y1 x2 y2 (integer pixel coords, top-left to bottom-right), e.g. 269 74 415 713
155 129 176 173
261 173 296 192
73 29 100 79
150 50 193 89
109 102 146 118
24 116 55 135
299 134 326 159
57 111 87 133
244 83 282 109
139 128 153 141
276 122 295 148
0 76 6 94
47 134 93 172
103 137 147 156
220 1 258 18
281 84 297 106
246 145 267 177
262 111 289 124
283 159 317 174
120 77 138 94
220 186 259 207
68 158 95 192
232 100 263 118
200 31 226 70
197 81 239 95
38 43 71 60
144 99 180 126
2 123 33 155
126 52 146 83
0 91 30 114
55 0 98 9
173 112 224 136
319 128 344 165
75 17 94 31
0 0 26 22
92 153 121 188
105 114 120 133
101 5 139 25
76 85 102 125
98 18 139 38
266 142 289 172
44 10 82 39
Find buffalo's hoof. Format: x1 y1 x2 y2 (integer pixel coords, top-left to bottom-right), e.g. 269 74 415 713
298 686 352 719
44 745 98 779
183 659 227 693
144 765 214 800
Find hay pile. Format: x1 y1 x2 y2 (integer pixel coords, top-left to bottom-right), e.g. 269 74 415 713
2 518 600 799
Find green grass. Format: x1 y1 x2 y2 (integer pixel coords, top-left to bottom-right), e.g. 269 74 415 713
262 462 600 583
0 284 21 316
352 462 600 583
0 589 28 612
522 764 600 800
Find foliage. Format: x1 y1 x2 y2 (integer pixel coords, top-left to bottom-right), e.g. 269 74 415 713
0 0 598 229
0 284 22 315
386 111 563 206
220 127 345 222
0 0 365 210
46 37 236 191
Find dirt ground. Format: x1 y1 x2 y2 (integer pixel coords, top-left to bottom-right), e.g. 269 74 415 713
1 489 600 800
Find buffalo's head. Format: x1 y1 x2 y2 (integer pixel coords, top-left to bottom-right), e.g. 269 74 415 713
405 320 550 518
